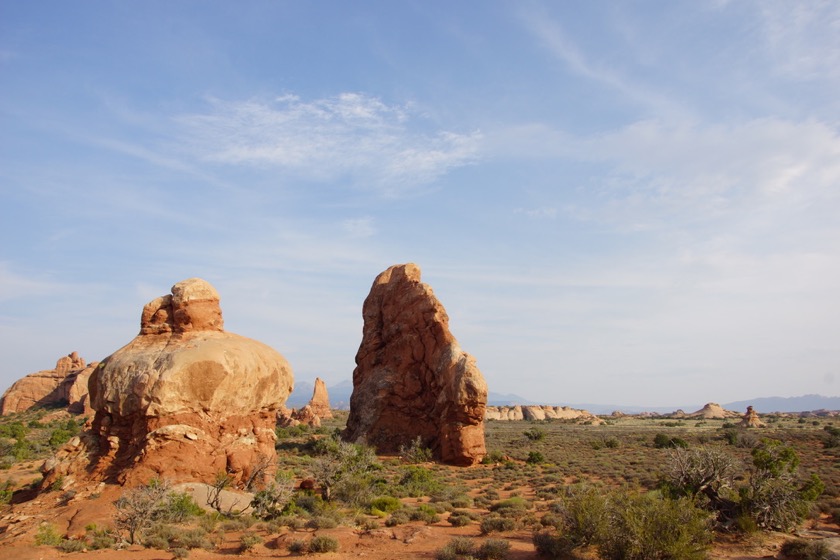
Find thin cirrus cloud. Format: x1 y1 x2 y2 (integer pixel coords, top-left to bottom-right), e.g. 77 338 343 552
175 93 482 194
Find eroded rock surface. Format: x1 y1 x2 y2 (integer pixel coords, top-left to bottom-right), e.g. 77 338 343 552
343 263 487 466
43 278 293 489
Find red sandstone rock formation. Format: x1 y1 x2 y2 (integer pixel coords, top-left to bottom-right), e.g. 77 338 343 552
0 352 95 415
343 263 487 466
307 377 333 419
686 403 740 419
43 278 294 489
740 405 765 428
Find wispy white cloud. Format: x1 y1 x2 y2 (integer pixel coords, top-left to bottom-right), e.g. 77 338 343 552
756 1 840 82
0 263 63 302
175 93 482 194
490 117 840 232
341 217 377 238
518 9 688 119
514 206 556 219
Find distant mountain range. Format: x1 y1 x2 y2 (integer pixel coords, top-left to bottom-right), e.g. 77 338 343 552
286 380 839 415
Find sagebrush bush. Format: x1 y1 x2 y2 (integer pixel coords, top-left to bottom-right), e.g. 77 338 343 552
480 514 517 534
598 493 711 560
239 531 262 552
477 538 511 560
309 534 339 553
779 538 831 560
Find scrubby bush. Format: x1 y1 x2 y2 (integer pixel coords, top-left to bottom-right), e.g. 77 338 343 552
239 531 262 552
308 534 339 553
653 433 688 449
287 538 308 553
399 465 443 497
526 451 545 465
779 538 831 560
400 436 433 463
524 427 546 441
409 503 440 524
480 514 516 534
436 537 476 560
34 523 63 546
477 538 511 560
370 495 402 514
534 489 711 560
251 474 295 519
385 509 410 526
740 440 824 531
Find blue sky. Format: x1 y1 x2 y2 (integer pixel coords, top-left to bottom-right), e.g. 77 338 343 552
1 1 839 408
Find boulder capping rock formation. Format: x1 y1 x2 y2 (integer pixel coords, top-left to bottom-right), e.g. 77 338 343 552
343 263 487 466
43 278 293 489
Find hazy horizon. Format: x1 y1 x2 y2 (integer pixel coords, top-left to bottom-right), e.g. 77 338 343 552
2 2 839 407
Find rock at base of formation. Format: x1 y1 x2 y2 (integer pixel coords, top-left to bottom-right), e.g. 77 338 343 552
0 352 96 416
740 406 765 428
42 278 293 490
485 405 602 424
343 263 487 466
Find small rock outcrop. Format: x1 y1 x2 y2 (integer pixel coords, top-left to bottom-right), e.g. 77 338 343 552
343 264 487 466
0 352 96 416
740 406 765 428
43 278 294 489
308 378 333 419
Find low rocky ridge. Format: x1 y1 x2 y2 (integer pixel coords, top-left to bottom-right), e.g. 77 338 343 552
343 263 488 466
41 278 294 490
0 352 96 416
485 405 602 424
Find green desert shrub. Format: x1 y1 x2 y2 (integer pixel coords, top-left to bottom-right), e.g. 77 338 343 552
653 433 688 449
524 427 546 441
34 523 63 546
369 495 402 514
399 465 443 496
598 493 711 560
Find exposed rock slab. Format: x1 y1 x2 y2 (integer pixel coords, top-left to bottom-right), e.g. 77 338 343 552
43 278 293 489
343 263 487 466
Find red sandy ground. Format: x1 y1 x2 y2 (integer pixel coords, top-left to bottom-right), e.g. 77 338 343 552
1 460 836 559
